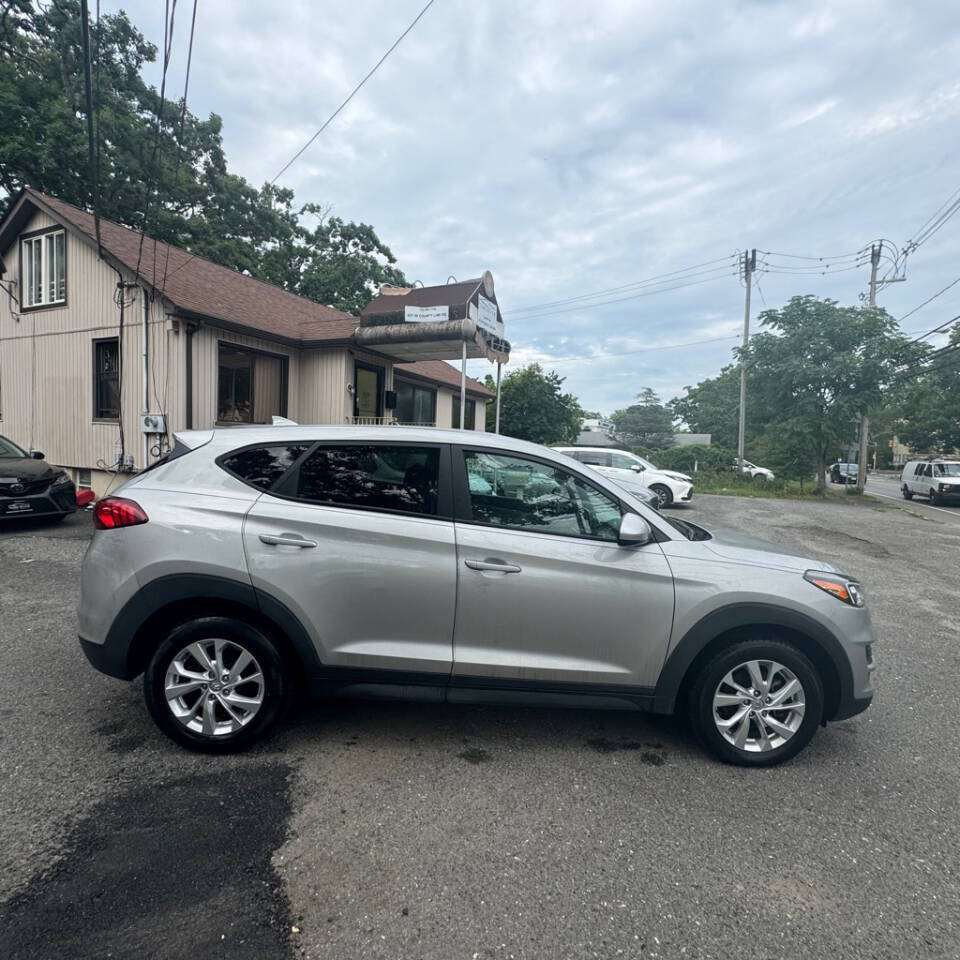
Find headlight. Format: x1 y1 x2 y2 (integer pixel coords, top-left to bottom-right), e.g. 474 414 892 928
50 473 72 489
804 570 865 607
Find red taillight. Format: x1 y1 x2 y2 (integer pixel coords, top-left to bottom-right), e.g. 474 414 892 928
93 497 148 530
76 489 96 508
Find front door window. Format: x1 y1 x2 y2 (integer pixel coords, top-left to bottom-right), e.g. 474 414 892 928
354 364 383 420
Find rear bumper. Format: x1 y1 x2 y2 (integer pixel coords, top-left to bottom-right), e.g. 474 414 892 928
79 635 133 680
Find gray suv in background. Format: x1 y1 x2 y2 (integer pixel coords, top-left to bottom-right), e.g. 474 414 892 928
78 426 875 766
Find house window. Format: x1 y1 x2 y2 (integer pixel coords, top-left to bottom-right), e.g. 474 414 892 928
217 343 286 424
22 230 66 308
395 380 437 425
94 338 120 420
452 394 477 430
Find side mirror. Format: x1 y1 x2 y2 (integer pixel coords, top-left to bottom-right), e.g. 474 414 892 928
31 450 44 460
630 463 643 473
618 513 652 546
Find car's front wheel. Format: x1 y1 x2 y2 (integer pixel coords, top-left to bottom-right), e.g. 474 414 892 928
144 617 291 753
689 638 824 766
649 483 673 507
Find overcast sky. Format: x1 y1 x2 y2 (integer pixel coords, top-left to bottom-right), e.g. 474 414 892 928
110 0 960 414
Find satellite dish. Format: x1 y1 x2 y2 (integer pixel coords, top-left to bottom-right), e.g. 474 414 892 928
482 270 495 298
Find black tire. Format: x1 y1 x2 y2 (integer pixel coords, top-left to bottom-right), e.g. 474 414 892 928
688 638 824 767
144 616 291 753
929 488 941 505
902 485 913 500
649 483 673 508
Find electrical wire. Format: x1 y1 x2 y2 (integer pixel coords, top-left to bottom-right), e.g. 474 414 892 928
159 0 199 301
518 332 742 365
270 0 438 184
756 246 871 261
898 278 960 324
509 255 738 315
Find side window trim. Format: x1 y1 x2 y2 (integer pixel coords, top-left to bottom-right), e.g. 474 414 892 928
450 445 627 543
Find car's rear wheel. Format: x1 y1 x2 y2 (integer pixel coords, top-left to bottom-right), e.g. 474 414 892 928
144 617 290 753
649 483 673 508
902 485 913 500
689 638 824 766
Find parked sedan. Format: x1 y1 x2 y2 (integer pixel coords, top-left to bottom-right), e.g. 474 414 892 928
0 434 77 521
734 459 775 482
830 462 860 485
78 427 875 766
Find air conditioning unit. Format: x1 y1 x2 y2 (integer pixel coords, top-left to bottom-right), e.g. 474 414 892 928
140 413 167 434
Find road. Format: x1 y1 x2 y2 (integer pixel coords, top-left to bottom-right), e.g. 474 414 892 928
1 496 958 960
863 473 960 523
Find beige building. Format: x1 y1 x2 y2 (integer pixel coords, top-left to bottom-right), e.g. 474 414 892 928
0 190 507 495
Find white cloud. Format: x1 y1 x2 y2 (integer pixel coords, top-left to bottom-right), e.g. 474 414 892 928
107 0 960 413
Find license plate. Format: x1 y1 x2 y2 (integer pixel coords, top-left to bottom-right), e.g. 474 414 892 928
3 500 34 514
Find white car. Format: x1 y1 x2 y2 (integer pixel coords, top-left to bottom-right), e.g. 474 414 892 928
554 446 693 507
735 459 775 482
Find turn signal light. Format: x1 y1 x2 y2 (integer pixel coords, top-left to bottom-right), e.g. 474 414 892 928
803 570 865 607
93 497 149 530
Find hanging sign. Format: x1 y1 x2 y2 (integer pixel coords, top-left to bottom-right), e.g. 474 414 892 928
476 295 502 336
404 304 449 323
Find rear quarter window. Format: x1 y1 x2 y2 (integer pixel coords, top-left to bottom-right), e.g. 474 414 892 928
218 444 312 491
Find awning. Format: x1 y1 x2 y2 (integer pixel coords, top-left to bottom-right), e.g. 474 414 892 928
352 316 510 363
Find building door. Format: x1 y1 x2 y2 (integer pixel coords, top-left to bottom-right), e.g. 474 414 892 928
354 362 384 421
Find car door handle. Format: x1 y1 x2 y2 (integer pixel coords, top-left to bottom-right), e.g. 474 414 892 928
259 533 317 548
464 558 522 573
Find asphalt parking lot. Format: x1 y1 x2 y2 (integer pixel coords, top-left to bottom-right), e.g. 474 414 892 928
1 494 958 960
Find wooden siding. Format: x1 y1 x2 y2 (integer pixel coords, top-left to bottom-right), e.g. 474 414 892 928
299 349 350 423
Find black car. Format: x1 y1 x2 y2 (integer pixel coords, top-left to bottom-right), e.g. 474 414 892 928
0 435 77 521
830 462 860 485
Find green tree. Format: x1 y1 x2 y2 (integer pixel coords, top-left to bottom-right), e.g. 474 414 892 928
670 364 743 451
889 323 960 456
745 296 923 488
0 1 405 313
611 387 674 450
485 364 583 445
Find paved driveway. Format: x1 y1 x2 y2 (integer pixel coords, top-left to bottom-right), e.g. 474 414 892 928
0 496 957 959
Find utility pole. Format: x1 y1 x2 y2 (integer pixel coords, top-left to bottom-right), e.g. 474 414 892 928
856 244 881 492
736 248 756 470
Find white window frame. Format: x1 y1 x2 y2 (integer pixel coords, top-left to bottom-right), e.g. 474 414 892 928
22 229 66 308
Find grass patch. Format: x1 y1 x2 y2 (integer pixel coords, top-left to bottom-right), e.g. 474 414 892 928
691 474 822 498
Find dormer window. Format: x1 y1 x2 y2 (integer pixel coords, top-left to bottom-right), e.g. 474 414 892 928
22 228 66 308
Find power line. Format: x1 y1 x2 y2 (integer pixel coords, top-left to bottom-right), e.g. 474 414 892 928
519 332 742 365
757 246 871 261
509 254 738 315
907 311 960 345
898 277 960 324
159 0 199 300
270 0 438 185
507 271 739 320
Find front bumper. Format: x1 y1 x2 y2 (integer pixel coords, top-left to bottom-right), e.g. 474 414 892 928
0 483 76 518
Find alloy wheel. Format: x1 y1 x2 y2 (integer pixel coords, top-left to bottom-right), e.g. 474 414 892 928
164 638 265 737
712 659 805 753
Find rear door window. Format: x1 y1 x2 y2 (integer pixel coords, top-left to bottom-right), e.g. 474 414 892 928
290 445 441 516
219 444 312 490
577 450 611 467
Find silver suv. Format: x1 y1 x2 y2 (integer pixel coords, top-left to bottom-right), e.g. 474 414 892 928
78 426 875 766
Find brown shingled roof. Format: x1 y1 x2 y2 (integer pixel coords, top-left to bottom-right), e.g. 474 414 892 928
20 190 356 343
361 279 482 317
394 360 494 398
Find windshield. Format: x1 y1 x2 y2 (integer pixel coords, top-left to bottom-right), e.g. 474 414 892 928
934 463 960 477
0 436 28 458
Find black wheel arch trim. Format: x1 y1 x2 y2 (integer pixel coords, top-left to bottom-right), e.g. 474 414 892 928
86 574 323 681
652 602 855 719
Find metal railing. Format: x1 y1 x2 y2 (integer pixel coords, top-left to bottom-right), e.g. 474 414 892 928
345 416 437 427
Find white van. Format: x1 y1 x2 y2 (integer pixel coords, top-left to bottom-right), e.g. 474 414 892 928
900 459 960 504
554 446 693 507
